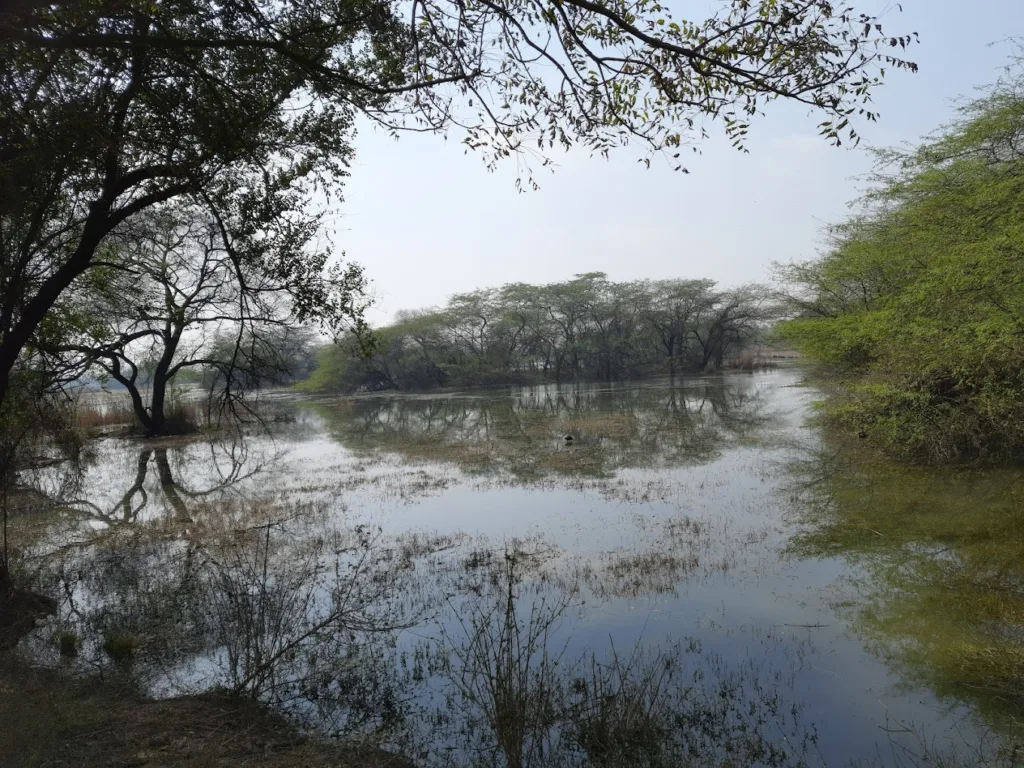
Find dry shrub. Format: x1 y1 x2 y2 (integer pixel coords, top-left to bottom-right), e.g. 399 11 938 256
725 349 777 371
75 395 137 430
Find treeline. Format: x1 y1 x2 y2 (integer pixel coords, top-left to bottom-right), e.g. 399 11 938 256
776 60 1024 463
305 273 775 392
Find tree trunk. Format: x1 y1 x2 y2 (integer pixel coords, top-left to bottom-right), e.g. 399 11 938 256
0 558 10 598
150 373 168 434
155 449 189 519
0 206 114 414
146 329 184 435
124 380 155 434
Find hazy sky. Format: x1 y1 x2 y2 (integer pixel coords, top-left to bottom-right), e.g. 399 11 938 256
334 1 1022 323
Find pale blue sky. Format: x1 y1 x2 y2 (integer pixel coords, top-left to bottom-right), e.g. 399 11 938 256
334 1 1022 323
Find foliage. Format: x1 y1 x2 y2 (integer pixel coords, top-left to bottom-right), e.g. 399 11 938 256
775 58 1024 463
0 0 917 414
0 367 81 594
304 274 776 392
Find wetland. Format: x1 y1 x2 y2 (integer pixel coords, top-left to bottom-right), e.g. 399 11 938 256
4 370 1023 767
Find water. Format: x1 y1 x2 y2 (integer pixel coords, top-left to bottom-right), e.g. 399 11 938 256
14 370 1022 766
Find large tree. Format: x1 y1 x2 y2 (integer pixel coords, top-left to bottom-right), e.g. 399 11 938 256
0 0 917 412
58 208 362 435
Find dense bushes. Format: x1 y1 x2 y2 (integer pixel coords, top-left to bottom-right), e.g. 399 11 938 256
776 61 1024 463
303 274 775 393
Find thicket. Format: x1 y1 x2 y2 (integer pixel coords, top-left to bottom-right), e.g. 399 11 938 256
304 274 775 392
776 61 1024 463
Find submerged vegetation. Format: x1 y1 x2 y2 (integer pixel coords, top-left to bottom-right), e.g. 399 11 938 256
776 59 1024 464
1 372 1022 765
308 377 772 480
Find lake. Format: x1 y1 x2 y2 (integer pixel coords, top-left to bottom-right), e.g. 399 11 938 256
14 369 1023 766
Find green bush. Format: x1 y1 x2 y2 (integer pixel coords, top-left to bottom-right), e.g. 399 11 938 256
54 631 80 658
777 58 1024 464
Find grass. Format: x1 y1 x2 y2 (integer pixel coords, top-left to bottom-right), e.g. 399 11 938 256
102 630 138 663
73 391 204 435
74 394 137 430
599 552 700 598
54 630 79 657
724 348 778 371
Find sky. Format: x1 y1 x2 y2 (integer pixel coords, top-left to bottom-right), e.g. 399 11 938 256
331 1 1023 324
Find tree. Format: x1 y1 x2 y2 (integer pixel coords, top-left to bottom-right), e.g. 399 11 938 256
775 56 1024 462
640 279 716 372
692 285 774 370
304 274 774 392
0 369 80 608
57 208 365 435
0 0 917 414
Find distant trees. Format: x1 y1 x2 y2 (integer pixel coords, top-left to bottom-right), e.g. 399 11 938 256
776 58 1024 463
305 274 775 393
56 207 364 435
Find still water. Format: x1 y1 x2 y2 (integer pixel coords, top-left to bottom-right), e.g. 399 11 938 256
15 370 1023 766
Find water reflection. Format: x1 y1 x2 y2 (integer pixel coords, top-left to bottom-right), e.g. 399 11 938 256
13 372 1019 766
309 377 774 479
66 441 263 526
34 507 822 766
413 553 818 768
36 501 417 737
787 440 1024 754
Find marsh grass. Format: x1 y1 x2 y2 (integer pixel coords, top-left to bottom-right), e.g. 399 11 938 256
443 555 571 768
102 630 138 662
73 390 204 434
562 411 637 440
566 646 678 766
423 552 820 768
74 395 138 430
598 551 700 598
725 349 778 371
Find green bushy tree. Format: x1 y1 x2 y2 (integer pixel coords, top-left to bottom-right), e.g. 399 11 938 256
776 57 1024 462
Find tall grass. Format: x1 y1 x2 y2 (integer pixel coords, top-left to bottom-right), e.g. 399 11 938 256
73 389 203 434
74 394 137 430
724 348 778 371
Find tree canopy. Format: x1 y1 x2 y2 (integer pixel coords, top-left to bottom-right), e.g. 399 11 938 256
776 58 1024 463
0 0 916 412
304 273 775 392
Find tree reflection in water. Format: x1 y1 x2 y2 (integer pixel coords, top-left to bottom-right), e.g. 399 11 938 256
787 441 1024 759
30 479 820 766
65 439 265 526
400 552 818 768
9 377 864 765
309 377 775 480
